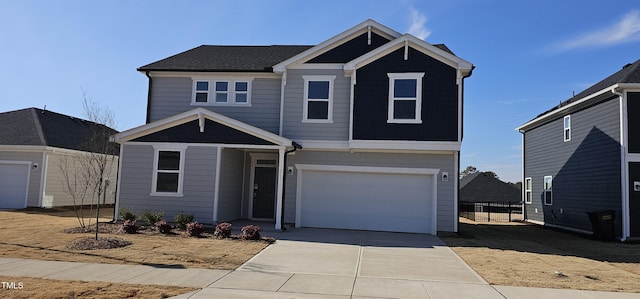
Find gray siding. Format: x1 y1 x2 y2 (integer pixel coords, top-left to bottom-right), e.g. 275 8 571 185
284 150 456 232
148 76 281 133
282 69 350 141
217 148 244 222
523 97 622 234
0 150 43 207
118 144 217 223
44 152 118 207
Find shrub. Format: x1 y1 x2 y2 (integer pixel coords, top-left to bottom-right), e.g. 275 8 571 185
240 225 261 240
119 208 136 221
174 212 194 230
214 222 232 239
118 220 137 234
154 220 173 234
185 221 204 237
142 210 164 225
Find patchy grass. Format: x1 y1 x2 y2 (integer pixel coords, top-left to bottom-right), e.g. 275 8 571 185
0 275 196 299
441 218 640 293
0 208 269 270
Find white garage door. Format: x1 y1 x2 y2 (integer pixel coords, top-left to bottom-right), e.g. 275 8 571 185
0 162 30 209
296 165 437 234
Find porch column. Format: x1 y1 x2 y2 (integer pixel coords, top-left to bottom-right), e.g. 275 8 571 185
275 147 285 230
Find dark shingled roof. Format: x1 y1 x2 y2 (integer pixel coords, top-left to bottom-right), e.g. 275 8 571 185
138 45 313 72
0 108 119 154
536 59 640 118
460 172 521 203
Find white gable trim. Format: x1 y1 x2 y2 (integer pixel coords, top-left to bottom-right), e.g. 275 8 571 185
273 19 401 73
111 107 292 146
344 34 473 75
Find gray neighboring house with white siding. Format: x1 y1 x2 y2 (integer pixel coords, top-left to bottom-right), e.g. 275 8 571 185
113 19 474 234
517 59 640 241
0 108 118 209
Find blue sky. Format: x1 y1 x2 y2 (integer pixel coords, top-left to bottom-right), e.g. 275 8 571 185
1 1 639 182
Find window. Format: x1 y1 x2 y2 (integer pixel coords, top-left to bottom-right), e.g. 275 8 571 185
564 115 571 142
543 176 552 205
524 177 532 204
152 147 185 196
303 75 335 122
388 73 424 123
192 79 251 105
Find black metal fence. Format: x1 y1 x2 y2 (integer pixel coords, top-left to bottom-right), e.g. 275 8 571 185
459 201 523 222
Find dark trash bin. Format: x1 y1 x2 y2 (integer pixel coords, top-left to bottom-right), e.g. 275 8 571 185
586 210 616 241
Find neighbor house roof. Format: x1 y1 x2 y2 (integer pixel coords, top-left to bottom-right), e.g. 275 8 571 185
0 107 119 154
138 45 313 72
459 172 521 203
518 59 640 131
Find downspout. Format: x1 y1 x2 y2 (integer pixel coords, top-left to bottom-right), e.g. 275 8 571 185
613 87 628 241
144 71 153 124
280 141 303 231
519 129 526 221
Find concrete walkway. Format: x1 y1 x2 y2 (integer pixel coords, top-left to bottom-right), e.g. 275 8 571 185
0 228 638 298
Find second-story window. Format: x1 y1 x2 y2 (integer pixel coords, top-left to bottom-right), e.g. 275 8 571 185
564 115 571 142
387 73 424 124
303 75 335 123
192 78 251 105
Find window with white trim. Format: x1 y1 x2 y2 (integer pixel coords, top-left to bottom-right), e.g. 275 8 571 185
303 75 335 122
524 177 532 204
152 147 185 196
192 79 252 105
563 115 571 142
543 176 552 205
388 73 424 123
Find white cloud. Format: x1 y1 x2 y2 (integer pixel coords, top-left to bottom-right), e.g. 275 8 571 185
553 10 640 51
408 8 431 40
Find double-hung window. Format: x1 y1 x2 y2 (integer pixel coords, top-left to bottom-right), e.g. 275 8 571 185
524 177 532 204
303 75 335 123
543 176 552 205
563 115 571 142
192 79 252 105
151 146 186 196
388 73 424 123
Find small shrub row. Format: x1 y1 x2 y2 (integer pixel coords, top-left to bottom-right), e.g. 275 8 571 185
214 222 232 239
143 210 164 225
175 212 194 230
119 220 137 234
185 221 204 237
240 225 261 240
154 220 173 234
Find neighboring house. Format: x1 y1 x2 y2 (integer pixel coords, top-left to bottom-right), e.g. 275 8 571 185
517 59 640 240
459 172 520 203
112 19 474 234
0 107 119 209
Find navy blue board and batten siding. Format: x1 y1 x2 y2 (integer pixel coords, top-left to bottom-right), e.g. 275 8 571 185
353 47 458 141
132 119 275 145
626 92 640 153
308 32 391 63
523 96 622 236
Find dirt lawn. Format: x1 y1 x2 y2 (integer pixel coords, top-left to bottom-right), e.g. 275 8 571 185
441 218 640 293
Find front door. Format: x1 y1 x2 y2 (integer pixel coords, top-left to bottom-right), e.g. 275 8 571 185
252 165 277 219
629 162 640 237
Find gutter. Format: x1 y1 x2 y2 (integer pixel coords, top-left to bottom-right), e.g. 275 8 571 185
280 141 303 231
612 87 628 242
144 71 153 124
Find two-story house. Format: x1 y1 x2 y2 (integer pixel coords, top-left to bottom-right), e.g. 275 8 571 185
112 19 473 234
517 59 640 241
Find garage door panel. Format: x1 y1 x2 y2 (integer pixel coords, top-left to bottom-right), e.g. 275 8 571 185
0 163 29 209
300 170 434 234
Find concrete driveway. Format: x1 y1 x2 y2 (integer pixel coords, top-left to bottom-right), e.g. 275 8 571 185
187 228 504 298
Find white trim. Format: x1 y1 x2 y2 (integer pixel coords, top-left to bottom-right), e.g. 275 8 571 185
524 177 532 204
273 19 401 73
543 175 552 205
279 71 286 135
348 69 356 142
387 73 424 123
39 151 47 207
0 160 31 209
112 107 293 147
213 147 222 223
453 151 459 232
302 75 335 123
114 145 124 220
294 163 439 235
248 153 279 221
150 144 187 197
191 78 253 106
287 64 343 70
618 89 629 240
349 140 461 151
123 141 283 150
145 71 280 79
563 115 571 142
275 148 285 230
296 140 350 150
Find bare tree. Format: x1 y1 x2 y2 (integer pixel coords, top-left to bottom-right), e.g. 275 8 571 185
59 92 118 239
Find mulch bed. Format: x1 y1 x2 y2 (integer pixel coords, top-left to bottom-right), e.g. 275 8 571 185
66 237 132 250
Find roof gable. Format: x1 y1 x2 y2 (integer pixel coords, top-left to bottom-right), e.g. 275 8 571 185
273 19 401 72
138 45 312 73
113 108 292 147
0 107 118 153
306 32 392 64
